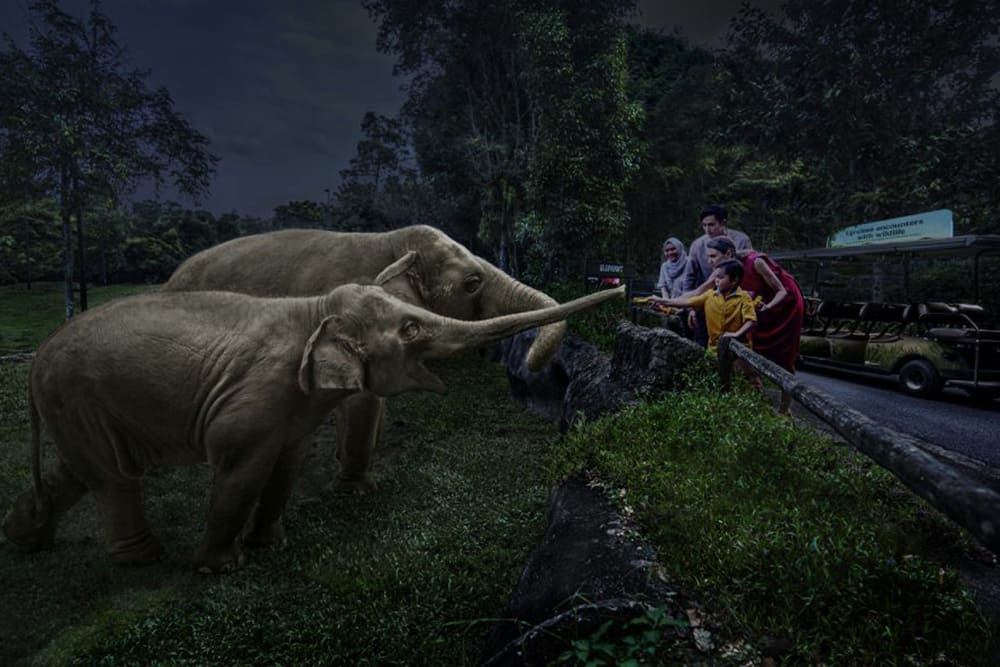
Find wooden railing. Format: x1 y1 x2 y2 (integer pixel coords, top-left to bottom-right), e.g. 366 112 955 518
717 337 1000 555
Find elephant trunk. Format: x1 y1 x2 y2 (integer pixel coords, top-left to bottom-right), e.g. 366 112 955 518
478 266 567 372
427 287 623 357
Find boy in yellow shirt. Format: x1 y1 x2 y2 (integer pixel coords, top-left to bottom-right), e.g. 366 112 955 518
653 259 762 388
652 259 757 352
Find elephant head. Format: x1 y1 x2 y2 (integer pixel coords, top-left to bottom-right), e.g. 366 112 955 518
164 226 576 372
299 284 624 397
375 226 567 372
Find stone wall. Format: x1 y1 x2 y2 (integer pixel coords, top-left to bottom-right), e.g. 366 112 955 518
479 321 717 665
501 320 705 430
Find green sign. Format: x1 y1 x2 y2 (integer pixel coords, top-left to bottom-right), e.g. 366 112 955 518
828 209 954 247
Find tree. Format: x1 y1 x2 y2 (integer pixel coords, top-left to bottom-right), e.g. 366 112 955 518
720 0 1000 241
0 198 61 287
364 0 538 266
335 111 418 231
272 200 326 230
518 6 642 282
363 0 640 281
620 28 737 271
0 0 217 318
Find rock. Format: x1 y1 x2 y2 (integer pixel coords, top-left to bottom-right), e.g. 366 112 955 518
607 320 705 395
482 321 712 665
501 330 607 424
478 477 693 666
501 320 704 431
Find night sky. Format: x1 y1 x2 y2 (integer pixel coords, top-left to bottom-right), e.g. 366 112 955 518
1 1 769 218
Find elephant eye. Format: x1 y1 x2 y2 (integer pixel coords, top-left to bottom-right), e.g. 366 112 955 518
463 274 483 293
400 319 421 341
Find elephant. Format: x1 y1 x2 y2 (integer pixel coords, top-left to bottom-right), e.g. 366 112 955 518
163 225 568 492
1 265 624 572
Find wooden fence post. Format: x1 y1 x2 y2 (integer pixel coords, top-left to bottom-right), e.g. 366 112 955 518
718 336 733 393
720 338 1000 555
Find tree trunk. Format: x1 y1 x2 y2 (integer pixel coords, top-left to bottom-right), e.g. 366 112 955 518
74 177 89 311
22 218 32 290
76 207 88 311
60 168 75 320
61 206 75 320
100 237 108 285
502 180 520 279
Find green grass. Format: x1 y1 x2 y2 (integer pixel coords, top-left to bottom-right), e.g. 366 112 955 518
549 370 997 664
0 363 31 504
1 282 997 665
0 349 556 665
0 282 156 355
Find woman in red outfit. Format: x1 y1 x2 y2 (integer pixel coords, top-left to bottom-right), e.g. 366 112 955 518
696 236 805 414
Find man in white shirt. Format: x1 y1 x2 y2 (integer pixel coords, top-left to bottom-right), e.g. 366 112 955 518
682 204 752 346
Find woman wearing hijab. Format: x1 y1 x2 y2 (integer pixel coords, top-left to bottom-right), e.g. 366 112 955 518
656 237 689 298
653 237 692 337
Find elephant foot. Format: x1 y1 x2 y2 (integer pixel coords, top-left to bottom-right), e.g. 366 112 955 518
194 543 246 574
332 473 378 495
243 520 287 550
108 531 165 566
2 491 56 551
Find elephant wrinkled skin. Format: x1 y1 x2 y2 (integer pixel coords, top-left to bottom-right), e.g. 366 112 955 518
2 280 623 572
163 225 567 492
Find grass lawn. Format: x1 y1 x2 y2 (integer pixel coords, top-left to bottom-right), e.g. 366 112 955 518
0 282 157 355
0 352 557 665
0 282 996 664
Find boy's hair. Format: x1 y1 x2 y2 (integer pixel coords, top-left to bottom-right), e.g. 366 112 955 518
718 259 744 284
700 204 727 221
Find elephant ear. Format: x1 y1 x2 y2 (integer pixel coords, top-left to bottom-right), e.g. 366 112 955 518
374 250 426 303
374 250 418 285
298 316 366 394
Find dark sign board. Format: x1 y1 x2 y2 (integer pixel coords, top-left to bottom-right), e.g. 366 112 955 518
584 260 636 289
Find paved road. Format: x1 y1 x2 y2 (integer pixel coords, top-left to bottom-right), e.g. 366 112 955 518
796 367 1000 468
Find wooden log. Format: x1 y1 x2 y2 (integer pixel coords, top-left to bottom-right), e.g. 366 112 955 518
718 337 1000 555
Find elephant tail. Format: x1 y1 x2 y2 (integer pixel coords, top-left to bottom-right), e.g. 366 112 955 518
28 387 48 517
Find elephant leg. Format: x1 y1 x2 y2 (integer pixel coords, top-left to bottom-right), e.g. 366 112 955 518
333 392 384 494
243 435 311 549
95 479 164 566
195 442 280 573
2 458 87 551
